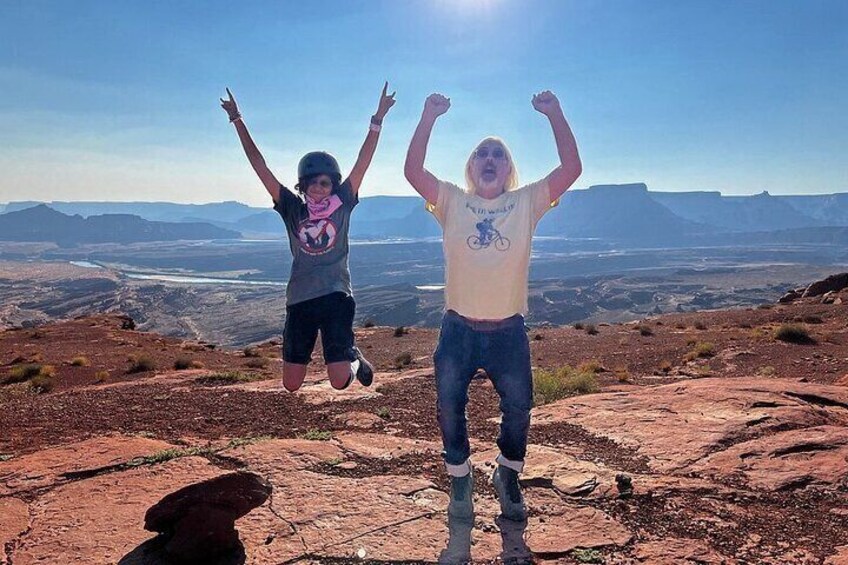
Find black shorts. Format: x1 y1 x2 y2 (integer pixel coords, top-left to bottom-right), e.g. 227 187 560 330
283 292 356 365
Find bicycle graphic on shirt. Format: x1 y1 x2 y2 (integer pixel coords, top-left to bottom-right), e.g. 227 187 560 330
467 218 511 251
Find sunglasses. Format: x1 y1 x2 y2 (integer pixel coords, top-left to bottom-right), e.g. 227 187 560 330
474 147 507 160
308 178 333 189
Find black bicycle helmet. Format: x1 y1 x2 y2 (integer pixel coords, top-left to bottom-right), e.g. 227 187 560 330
297 151 341 180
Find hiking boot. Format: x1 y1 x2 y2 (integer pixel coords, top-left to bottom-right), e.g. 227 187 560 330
492 465 526 521
351 348 373 387
447 468 474 520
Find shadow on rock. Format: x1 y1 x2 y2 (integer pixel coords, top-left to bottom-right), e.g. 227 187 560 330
496 514 531 565
121 471 270 564
118 535 246 565
438 513 473 564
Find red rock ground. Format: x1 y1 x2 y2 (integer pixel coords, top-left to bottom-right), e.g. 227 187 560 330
1 292 848 564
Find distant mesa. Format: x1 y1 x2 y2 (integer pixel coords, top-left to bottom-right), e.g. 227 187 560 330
3 185 848 244
0 204 240 245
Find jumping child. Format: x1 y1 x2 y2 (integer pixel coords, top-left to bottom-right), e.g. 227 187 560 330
221 83 396 391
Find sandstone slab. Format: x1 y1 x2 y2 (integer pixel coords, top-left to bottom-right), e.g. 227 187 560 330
12 456 226 565
633 537 733 564
533 377 848 472
0 435 177 496
525 505 632 554
0 497 29 565
687 425 848 490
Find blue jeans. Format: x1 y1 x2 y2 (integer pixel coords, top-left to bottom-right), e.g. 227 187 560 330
434 310 533 470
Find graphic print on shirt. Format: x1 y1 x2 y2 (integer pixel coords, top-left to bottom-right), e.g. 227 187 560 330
295 217 338 255
464 201 515 251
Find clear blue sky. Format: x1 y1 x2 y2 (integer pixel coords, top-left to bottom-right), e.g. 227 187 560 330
1 0 846 206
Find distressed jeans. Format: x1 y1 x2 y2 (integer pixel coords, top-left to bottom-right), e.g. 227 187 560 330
434 310 533 475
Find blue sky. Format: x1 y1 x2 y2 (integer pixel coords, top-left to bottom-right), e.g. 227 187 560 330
1 0 846 206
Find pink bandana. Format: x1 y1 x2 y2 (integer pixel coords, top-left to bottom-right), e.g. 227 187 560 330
305 194 343 221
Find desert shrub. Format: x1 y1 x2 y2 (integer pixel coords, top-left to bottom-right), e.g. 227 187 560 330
362 319 376 328
684 342 715 361
638 324 653 336
3 364 43 385
573 322 584 330
394 352 413 368
245 357 269 369
196 371 264 385
614 366 631 383
577 360 603 374
756 365 776 376
584 324 598 335
393 326 407 337
674 322 686 329
533 365 598 406
173 357 194 370
659 360 672 373
29 367 56 393
70 356 90 367
376 407 391 420
127 355 156 374
572 548 604 564
94 370 110 383
694 321 707 330
243 347 261 358
301 429 332 441
773 324 816 344
802 315 823 324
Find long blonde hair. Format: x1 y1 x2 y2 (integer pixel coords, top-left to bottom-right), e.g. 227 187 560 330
464 136 519 195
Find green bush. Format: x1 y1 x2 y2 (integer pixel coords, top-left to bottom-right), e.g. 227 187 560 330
773 324 816 344
533 366 599 406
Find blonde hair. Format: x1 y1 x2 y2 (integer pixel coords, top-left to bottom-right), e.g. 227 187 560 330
464 137 519 195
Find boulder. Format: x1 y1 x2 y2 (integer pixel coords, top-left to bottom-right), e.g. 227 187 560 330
802 272 848 298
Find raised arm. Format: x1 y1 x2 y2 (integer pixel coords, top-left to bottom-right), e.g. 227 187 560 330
532 91 582 202
346 82 396 195
220 88 283 203
404 93 450 206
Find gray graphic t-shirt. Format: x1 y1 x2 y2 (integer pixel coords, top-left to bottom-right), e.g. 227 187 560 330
273 179 357 306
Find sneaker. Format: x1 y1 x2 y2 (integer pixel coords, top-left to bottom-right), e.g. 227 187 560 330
492 465 526 521
447 468 474 520
352 348 373 387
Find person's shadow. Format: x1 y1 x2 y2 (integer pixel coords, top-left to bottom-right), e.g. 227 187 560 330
118 535 246 565
438 513 530 565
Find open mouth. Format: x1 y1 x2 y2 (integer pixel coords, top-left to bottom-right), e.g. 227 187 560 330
481 165 497 181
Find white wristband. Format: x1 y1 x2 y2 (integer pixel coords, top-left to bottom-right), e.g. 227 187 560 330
369 122 381 132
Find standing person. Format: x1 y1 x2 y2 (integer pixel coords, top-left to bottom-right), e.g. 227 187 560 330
404 91 582 523
221 83 396 392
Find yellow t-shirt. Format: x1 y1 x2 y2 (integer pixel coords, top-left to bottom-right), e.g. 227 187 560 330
429 179 554 320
